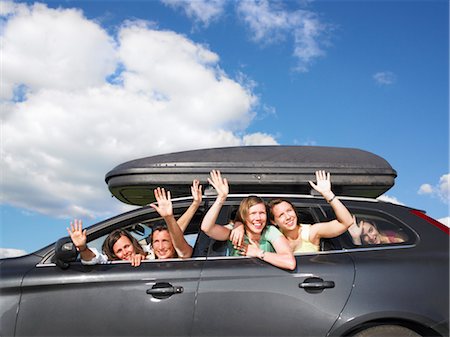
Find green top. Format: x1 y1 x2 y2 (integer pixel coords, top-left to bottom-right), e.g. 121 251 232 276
228 225 283 256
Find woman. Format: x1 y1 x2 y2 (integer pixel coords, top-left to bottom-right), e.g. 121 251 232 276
201 170 296 270
348 219 405 245
68 221 147 266
231 171 354 253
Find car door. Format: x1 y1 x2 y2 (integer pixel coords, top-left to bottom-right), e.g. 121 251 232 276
192 247 354 336
15 255 203 336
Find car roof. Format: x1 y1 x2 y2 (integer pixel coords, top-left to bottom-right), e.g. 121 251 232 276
105 145 397 205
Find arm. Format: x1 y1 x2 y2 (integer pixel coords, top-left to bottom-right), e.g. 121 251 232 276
200 170 231 241
245 234 296 271
150 188 193 258
177 179 202 232
308 170 354 242
67 219 97 262
348 217 363 245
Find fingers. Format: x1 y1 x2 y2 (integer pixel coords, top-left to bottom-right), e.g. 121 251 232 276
236 244 248 256
153 187 171 201
237 234 243 247
314 170 330 181
130 254 143 267
68 219 83 233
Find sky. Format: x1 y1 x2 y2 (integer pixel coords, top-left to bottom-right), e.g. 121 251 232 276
0 0 448 258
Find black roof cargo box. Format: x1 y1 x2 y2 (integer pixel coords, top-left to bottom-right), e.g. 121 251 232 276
105 145 397 205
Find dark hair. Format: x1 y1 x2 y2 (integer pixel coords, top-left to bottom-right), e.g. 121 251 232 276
102 229 146 260
359 219 379 244
267 198 299 224
236 195 267 224
150 222 169 244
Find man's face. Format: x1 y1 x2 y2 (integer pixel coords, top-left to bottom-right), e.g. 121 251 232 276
152 229 176 259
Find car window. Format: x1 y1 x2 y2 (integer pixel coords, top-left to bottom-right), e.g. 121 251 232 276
334 209 416 249
349 213 410 246
64 205 204 264
206 202 323 257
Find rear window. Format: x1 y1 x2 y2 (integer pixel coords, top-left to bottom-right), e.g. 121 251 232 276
321 207 416 249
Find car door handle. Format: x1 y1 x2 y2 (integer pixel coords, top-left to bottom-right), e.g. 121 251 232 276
299 277 335 293
146 282 184 299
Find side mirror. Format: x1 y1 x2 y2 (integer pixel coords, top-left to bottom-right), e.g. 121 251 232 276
130 224 145 236
53 237 77 269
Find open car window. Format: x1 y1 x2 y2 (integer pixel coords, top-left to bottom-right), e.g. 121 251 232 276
206 201 327 257
41 202 206 264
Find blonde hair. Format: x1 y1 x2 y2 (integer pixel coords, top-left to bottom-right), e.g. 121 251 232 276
236 195 267 224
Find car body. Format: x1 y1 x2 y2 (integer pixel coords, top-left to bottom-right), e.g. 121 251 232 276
1 146 448 337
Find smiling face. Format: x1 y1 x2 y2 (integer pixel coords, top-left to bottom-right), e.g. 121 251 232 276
152 229 176 259
112 235 136 260
244 202 267 235
361 221 382 244
270 201 298 232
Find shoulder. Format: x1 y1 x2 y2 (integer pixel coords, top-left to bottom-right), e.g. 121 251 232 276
263 225 283 240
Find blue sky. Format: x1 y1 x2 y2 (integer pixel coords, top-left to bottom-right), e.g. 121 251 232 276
1 0 448 257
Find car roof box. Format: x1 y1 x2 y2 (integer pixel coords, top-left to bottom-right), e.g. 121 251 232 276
105 145 397 205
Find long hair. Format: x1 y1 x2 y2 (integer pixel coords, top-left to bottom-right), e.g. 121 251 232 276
102 229 146 260
267 198 299 224
236 195 267 224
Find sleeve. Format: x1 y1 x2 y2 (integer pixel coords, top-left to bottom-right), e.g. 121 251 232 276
264 225 283 242
141 243 156 260
81 247 109 265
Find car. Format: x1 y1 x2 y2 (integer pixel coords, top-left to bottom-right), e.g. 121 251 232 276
1 146 448 337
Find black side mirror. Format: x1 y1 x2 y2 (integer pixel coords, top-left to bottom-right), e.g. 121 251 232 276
130 224 145 236
53 237 77 269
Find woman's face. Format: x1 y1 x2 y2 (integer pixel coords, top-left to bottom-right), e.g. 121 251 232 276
361 222 381 244
112 235 136 260
245 203 267 235
270 201 298 231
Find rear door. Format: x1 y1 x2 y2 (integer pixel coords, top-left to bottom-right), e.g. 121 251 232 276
16 258 202 336
192 252 354 336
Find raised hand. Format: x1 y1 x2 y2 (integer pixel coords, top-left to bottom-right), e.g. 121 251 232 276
67 219 87 251
308 170 332 196
150 187 173 218
191 179 203 205
208 170 229 201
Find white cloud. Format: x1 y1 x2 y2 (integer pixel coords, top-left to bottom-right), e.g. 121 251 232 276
377 194 405 205
163 0 331 72
1 3 277 220
438 174 450 202
417 174 450 204
373 71 397 85
242 132 279 145
0 248 27 259
236 0 329 72
1 2 117 100
161 0 226 26
418 183 433 194
438 217 450 227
